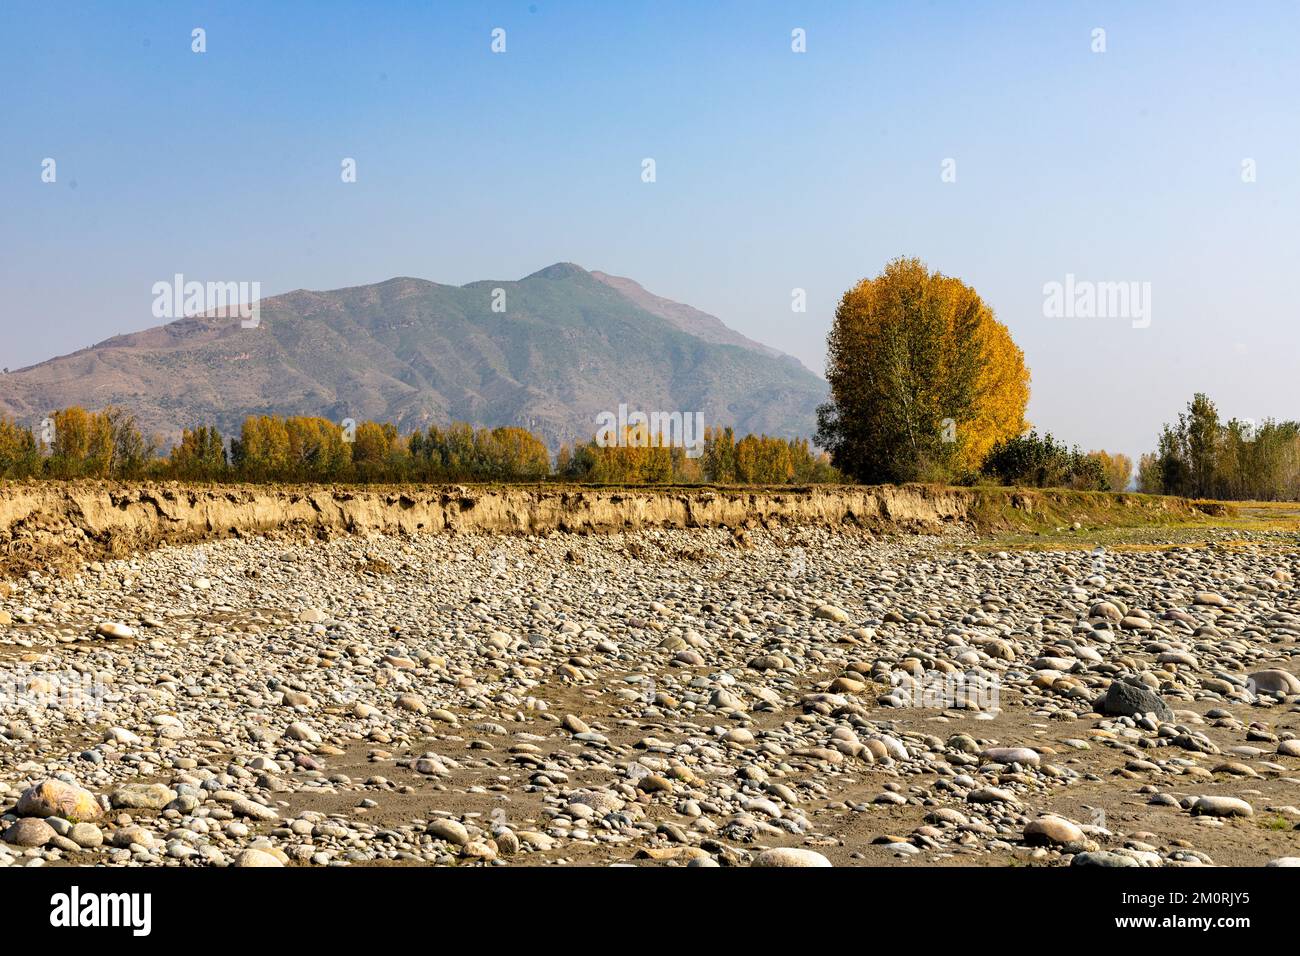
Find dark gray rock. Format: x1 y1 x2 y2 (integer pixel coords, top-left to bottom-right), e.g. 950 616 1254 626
1098 681 1173 722
1072 850 1140 868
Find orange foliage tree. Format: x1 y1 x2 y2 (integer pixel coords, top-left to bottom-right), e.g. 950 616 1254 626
817 257 1029 483
1087 450 1134 492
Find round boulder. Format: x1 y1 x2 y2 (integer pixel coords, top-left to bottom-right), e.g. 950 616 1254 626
15 779 102 821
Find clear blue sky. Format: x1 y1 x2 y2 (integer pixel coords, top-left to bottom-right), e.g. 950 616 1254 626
2 1 1297 461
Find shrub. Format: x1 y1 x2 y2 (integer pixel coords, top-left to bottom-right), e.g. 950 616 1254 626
980 430 1106 490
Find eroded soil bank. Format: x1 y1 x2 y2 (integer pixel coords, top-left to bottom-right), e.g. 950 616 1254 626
0 480 1207 578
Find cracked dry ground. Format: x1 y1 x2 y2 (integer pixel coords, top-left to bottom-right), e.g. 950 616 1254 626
1 525 1299 867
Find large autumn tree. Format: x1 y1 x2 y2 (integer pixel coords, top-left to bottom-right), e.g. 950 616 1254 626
816 257 1029 483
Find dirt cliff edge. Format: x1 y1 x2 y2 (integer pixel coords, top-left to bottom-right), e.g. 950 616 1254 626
0 481 1204 577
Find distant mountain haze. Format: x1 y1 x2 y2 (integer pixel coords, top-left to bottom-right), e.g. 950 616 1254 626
0 263 827 451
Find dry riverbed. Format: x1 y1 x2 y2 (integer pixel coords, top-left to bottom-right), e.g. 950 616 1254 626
1 524 1299 868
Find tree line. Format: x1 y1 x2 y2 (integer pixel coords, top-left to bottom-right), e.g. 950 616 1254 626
17 264 1277 499
1136 393 1300 500
0 407 157 480
0 408 840 485
555 427 839 484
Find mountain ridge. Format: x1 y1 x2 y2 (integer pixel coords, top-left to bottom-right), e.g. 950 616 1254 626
0 263 827 450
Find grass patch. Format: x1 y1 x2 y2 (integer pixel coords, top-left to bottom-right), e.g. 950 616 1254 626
968 492 1300 553
1258 815 1294 832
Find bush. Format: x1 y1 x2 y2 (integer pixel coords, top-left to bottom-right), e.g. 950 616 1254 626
980 431 1107 490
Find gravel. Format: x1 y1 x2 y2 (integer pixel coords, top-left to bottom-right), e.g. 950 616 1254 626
1 524 1298 867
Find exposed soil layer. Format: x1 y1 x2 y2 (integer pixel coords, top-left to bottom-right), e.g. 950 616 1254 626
0 481 1209 579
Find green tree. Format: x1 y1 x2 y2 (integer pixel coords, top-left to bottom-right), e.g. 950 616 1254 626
702 427 737 483
170 425 227 480
1136 452 1162 494
352 421 405 481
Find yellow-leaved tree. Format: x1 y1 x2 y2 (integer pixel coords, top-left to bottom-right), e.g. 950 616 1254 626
816 257 1029 483
1087 450 1134 492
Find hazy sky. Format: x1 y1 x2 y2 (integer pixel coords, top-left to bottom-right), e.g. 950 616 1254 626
2 1 1297 462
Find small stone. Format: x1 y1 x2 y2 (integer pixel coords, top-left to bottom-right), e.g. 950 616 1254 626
3 818 56 848
232 799 279 821
562 714 590 734
110 783 178 810
426 819 470 846
95 621 135 639
1099 681 1173 721
1190 796 1253 818
111 825 157 849
413 757 447 775
751 847 833 867
1072 850 1139 867
69 823 104 848
1024 815 1085 846
709 688 746 711
233 848 283 867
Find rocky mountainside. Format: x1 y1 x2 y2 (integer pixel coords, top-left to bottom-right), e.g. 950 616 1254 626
0 263 825 449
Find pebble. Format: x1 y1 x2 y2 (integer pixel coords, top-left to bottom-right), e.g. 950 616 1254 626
233 848 284 867
69 823 104 848
751 847 833 867
1191 796 1254 818
3 818 56 848
110 783 177 810
1099 682 1173 721
426 819 470 847
1024 816 1086 846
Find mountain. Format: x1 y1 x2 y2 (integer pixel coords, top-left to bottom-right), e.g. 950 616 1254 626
0 263 827 450
587 270 783 357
